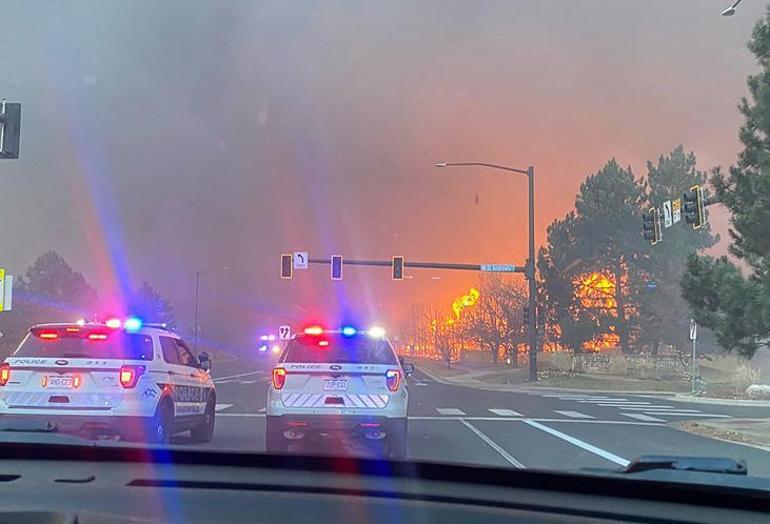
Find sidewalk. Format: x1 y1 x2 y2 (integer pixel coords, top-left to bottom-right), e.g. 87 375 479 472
412 358 730 397
677 419 770 452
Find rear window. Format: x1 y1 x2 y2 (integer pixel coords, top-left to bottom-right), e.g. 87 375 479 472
14 332 154 361
283 335 397 365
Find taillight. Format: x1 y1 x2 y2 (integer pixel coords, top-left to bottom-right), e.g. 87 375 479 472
119 365 144 388
272 368 286 389
87 333 108 341
38 331 59 340
73 375 82 388
0 364 10 386
386 369 400 391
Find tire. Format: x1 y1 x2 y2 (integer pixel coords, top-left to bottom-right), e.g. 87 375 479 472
265 421 288 453
190 399 215 443
150 401 173 445
388 420 408 459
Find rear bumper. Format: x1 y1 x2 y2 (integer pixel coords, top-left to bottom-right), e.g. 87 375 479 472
0 412 155 439
266 414 407 439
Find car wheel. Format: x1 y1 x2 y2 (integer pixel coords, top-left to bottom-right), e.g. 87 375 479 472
265 423 288 453
151 401 173 444
388 421 408 459
190 399 216 443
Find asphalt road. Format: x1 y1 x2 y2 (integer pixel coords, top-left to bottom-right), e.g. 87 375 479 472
182 356 770 477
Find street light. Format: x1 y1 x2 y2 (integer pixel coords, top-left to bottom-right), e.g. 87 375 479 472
435 161 538 381
722 0 742 16
194 265 229 352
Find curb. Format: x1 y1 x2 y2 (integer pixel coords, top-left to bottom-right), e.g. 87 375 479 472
668 393 770 407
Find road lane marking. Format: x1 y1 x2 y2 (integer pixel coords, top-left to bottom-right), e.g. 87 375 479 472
621 413 664 422
213 370 263 382
609 405 686 411
642 412 730 418
489 408 523 417
436 408 466 416
240 380 257 384
213 413 664 426
577 398 628 403
522 420 630 467
594 402 652 407
258 407 266 413
215 403 234 412
554 410 594 419
460 420 525 468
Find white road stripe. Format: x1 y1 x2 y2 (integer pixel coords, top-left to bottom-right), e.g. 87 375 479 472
240 380 257 384
215 403 234 412
577 398 628 403
257 407 266 413
621 413 665 422
213 370 263 382
523 420 630 467
596 402 650 408
214 413 663 426
611 405 688 411
436 408 466 416
643 412 730 418
489 408 523 417
554 410 594 419
460 420 525 469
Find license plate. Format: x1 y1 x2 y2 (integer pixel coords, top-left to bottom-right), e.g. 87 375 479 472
45 376 74 388
323 379 347 391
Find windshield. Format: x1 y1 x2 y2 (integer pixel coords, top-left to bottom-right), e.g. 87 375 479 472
3 0 770 493
282 335 398 365
13 332 154 361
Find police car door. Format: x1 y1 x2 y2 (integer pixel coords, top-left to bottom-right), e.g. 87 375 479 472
173 338 208 416
158 336 203 419
168 338 206 415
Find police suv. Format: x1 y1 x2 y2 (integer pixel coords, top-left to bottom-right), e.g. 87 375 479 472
266 325 413 458
0 319 216 444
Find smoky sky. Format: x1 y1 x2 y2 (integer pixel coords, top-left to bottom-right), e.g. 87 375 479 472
0 1 765 350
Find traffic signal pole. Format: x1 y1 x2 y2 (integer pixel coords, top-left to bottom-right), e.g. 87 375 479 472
527 166 537 383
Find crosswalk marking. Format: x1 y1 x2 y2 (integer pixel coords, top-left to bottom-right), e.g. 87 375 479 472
554 410 594 419
436 408 466 416
215 403 234 412
488 408 523 417
577 398 628 403
621 413 665 422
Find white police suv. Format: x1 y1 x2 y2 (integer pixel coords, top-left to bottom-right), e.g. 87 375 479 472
266 325 413 458
0 319 216 444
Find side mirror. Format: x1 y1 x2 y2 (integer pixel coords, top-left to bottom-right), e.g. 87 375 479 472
402 363 415 376
199 356 212 372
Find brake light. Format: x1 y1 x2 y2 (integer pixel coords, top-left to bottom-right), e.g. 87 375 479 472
105 318 122 329
87 333 108 341
73 375 82 388
65 327 80 333
119 365 144 388
318 340 330 347
0 364 10 386
304 325 324 335
272 368 287 389
38 331 59 340
386 369 400 391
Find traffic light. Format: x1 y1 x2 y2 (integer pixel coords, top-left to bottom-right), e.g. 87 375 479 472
682 185 705 229
523 306 530 324
0 101 21 160
331 255 343 280
642 207 661 245
392 256 404 280
280 254 293 279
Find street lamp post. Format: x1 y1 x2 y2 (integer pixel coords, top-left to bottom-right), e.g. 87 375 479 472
436 161 538 381
194 266 228 352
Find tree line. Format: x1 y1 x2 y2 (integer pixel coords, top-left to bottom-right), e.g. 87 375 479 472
0 250 175 355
